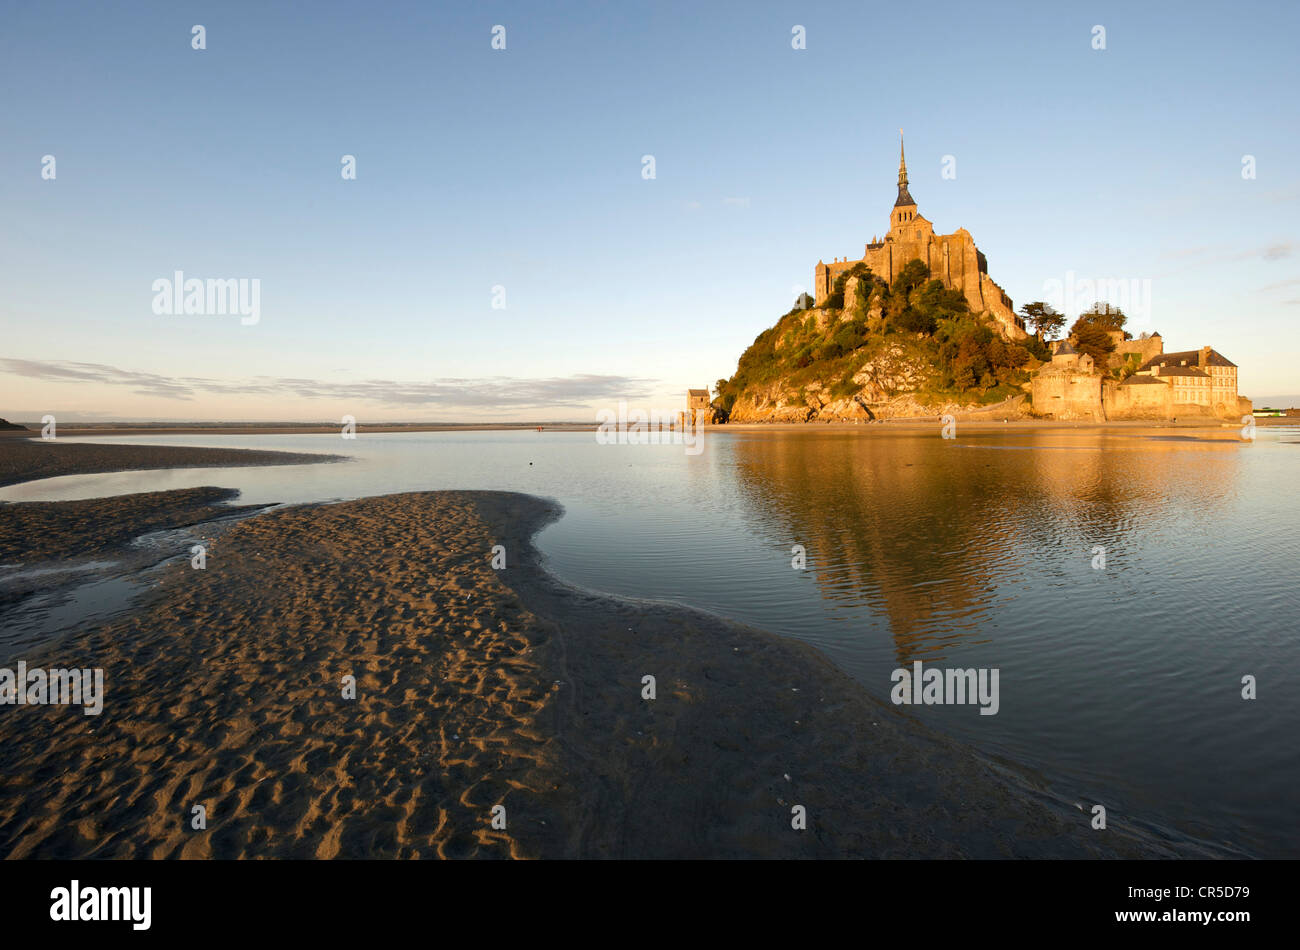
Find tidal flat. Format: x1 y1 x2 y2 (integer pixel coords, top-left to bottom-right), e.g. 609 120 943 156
0 484 1183 858
1 428 1294 858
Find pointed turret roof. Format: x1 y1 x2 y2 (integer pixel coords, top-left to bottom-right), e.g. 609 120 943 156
894 131 915 207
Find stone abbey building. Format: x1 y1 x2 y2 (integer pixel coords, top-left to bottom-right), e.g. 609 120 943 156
814 135 1027 340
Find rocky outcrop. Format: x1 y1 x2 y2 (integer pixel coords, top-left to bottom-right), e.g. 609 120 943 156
727 343 932 422
728 386 874 423
843 276 864 313
717 273 1038 425
727 385 1028 424
851 344 933 402
726 341 1029 423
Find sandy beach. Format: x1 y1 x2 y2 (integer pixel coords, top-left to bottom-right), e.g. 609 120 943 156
0 446 1206 857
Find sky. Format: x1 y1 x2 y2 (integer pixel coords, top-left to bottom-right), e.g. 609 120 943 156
2 0 1298 421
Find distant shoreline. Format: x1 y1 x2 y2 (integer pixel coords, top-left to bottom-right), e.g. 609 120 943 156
0 423 590 438
1 416 1291 440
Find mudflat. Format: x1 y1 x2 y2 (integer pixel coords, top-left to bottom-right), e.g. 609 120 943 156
0 488 1197 858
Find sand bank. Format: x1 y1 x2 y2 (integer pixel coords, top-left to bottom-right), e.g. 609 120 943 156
0 438 345 488
0 489 1203 858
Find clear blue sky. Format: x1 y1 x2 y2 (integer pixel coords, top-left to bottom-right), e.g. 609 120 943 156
2 0 1298 420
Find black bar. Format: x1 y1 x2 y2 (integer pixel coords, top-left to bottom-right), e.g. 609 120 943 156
1 859 1280 937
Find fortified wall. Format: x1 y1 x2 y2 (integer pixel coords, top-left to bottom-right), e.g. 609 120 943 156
1032 341 1249 420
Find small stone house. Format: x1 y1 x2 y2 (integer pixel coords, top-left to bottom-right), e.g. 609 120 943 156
685 388 712 426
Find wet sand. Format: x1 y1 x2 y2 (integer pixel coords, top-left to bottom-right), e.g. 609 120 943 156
0 488 1203 859
0 486 267 616
0 487 254 566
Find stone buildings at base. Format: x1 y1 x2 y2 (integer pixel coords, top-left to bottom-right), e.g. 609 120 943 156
683 388 713 426
1032 342 1103 419
814 135 1027 341
1031 338 1250 421
1107 330 1165 370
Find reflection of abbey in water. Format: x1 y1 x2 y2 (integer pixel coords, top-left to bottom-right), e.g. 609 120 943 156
813 134 1028 341
723 428 1242 665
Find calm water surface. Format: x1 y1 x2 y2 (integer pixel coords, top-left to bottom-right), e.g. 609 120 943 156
2 426 1297 857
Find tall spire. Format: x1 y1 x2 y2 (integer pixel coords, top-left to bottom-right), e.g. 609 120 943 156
894 128 915 208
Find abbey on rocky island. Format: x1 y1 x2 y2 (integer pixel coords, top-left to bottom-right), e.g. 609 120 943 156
814 135 1027 341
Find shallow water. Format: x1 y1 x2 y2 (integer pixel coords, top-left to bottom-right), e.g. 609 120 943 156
2 425 1297 857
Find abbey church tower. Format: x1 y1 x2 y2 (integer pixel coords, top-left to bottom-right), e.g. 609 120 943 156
891 135 922 231
813 133 1026 340
884 134 935 267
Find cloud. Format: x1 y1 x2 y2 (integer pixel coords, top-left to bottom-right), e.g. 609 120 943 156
1256 278 1300 292
1160 245 1219 260
1228 241 1293 262
1154 241 1295 278
1163 241 1293 263
0 359 658 409
722 196 751 208
0 359 202 400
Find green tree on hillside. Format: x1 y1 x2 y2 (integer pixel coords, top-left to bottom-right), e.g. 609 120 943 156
825 262 874 310
1074 302 1127 332
1070 321 1117 368
896 305 937 334
892 259 930 298
1069 302 1128 367
1019 301 1065 340
715 261 1043 413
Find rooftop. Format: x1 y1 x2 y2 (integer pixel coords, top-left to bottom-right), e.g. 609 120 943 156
1141 348 1236 370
